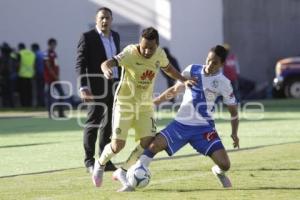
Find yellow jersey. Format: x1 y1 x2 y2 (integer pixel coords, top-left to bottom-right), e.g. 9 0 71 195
114 44 169 112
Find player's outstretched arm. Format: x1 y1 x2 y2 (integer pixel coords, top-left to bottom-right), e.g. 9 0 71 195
101 58 117 79
153 82 185 105
162 63 196 87
227 105 239 149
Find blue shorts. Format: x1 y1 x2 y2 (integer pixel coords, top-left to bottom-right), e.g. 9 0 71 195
160 120 224 156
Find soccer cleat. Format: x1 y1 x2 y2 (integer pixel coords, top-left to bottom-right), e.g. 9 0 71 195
117 185 135 192
211 166 232 188
92 161 105 187
112 168 128 187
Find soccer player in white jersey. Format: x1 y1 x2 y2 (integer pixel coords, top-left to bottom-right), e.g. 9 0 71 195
127 45 240 191
91 27 196 191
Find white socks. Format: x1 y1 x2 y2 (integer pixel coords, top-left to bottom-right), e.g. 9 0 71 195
212 165 225 175
99 144 115 166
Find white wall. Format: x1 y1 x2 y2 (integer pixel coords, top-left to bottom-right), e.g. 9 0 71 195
171 0 223 70
0 0 223 95
0 0 93 96
93 0 223 93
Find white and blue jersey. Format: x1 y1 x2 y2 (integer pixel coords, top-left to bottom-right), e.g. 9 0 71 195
175 64 237 127
160 64 237 156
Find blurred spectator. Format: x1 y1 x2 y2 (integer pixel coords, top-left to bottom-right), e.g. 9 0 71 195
0 42 15 107
44 38 65 118
223 43 240 102
161 47 181 103
17 43 35 107
31 43 45 107
9 48 20 104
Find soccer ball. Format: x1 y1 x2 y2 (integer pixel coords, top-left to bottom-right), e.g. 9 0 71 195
126 164 151 188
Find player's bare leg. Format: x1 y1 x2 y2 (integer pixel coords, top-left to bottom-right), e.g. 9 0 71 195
210 149 232 188
138 134 167 167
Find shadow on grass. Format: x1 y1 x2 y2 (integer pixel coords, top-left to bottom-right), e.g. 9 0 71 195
152 140 300 162
146 187 300 192
0 118 84 135
160 168 300 172
1 141 299 179
0 116 34 120
0 142 60 148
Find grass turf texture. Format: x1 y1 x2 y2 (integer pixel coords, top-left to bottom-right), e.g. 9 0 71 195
0 99 299 199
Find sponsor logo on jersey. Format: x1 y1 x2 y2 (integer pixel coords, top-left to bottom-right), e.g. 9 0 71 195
140 70 155 81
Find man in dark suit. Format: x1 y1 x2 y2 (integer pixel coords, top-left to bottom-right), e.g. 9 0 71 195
76 7 120 173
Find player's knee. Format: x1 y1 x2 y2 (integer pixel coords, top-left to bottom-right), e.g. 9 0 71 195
140 137 154 149
148 142 164 154
219 160 231 172
111 141 125 153
144 133 167 154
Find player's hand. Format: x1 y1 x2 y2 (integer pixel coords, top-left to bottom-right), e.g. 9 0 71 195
231 134 240 149
184 78 197 88
101 64 113 79
153 97 161 106
80 88 94 102
103 68 113 79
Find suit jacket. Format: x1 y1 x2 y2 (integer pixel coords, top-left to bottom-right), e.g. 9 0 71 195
76 28 120 102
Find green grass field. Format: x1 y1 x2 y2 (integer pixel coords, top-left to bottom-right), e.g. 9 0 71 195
0 99 300 200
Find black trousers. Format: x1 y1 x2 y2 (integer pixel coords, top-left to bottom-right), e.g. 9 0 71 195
83 99 113 167
18 77 33 107
1 76 15 107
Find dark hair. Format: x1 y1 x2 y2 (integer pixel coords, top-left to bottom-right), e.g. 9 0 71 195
31 43 40 51
18 43 26 50
48 38 57 45
1 42 12 55
141 27 159 45
210 45 228 63
97 7 113 16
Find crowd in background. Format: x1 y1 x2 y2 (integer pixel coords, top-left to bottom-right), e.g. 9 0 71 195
0 39 66 118
0 38 251 114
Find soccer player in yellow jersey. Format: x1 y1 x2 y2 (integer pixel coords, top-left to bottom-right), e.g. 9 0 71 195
92 27 196 191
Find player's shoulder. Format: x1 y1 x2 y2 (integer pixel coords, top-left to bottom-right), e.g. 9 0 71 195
219 72 230 81
116 44 138 61
181 64 203 78
123 44 138 53
150 46 166 61
190 64 204 69
156 46 164 55
218 72 231 86
188 64 204 74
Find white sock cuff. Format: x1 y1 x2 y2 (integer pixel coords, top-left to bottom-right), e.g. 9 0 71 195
212 165 225 175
